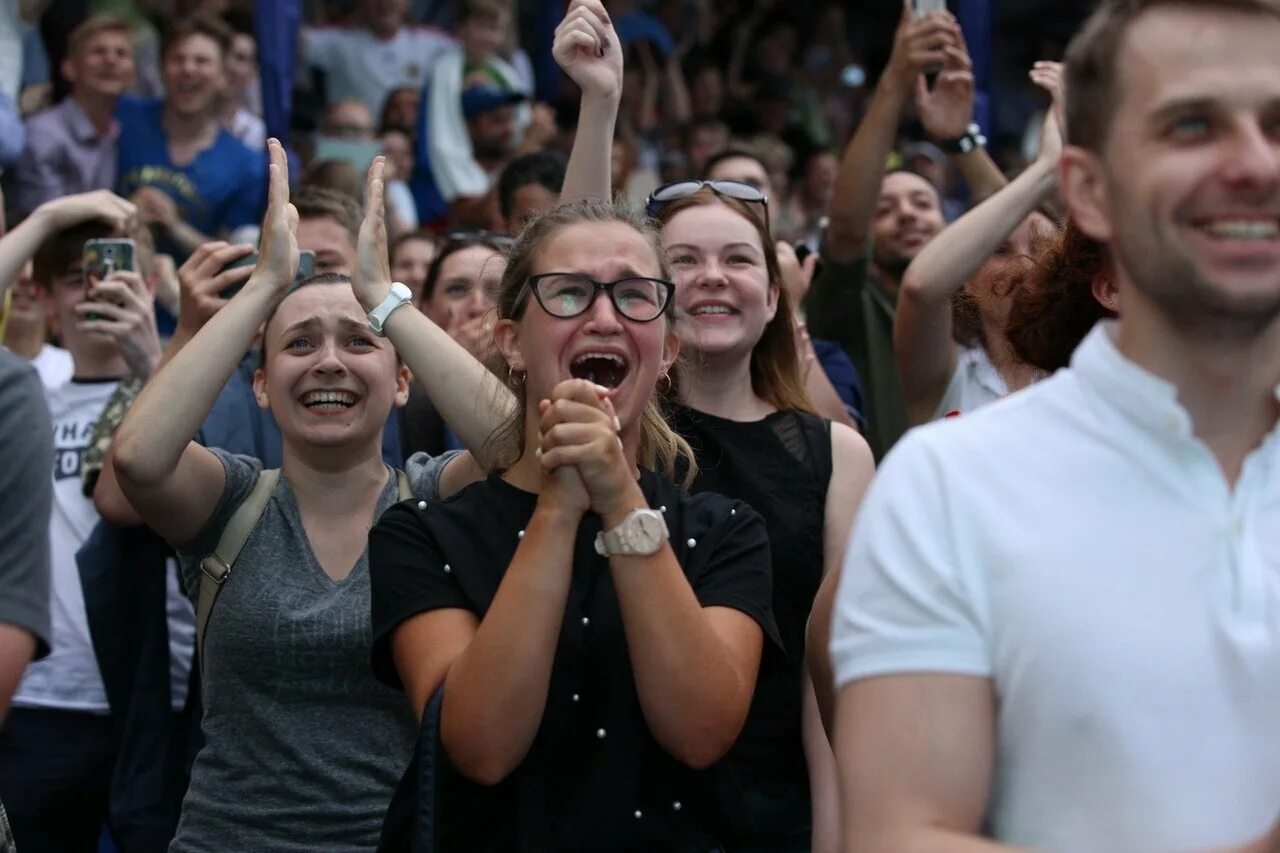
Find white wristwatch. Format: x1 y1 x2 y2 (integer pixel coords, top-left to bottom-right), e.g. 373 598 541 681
594 508 669 557
367 281 413 336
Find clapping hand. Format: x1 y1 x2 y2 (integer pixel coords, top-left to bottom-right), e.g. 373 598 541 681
1031 61 1066 166
538 380 636 520
353 155 394 314
251 139 300 297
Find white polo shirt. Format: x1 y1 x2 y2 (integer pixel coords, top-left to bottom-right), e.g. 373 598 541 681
831 321 1280 852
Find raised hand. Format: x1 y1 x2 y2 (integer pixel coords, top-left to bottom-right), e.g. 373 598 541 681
538 379 637 520
174 241 254 337
353 155 394 314
251 138 299 296
131 187 179 228
76 269 162 378
885 0 959 90
1030 61 1066 165
37 189 137 233
553 0 623 102
446 311 494 361
776 241 818 309
915 34 976 142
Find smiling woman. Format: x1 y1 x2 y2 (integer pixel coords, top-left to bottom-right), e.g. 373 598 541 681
105 140 454 852
368 198 781 850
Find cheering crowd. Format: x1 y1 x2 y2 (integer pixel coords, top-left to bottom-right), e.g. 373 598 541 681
0 0 1279 850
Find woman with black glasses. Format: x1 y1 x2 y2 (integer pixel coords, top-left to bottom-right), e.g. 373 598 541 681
367 195 780 851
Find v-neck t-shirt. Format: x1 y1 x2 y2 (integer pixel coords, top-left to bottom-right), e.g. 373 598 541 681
369 470 780 851
171 447 451 852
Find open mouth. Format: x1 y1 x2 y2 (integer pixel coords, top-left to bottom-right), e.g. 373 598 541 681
300 390 358 410
569 352 629 389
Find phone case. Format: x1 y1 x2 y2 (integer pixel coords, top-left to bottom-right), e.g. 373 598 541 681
83 239 137 280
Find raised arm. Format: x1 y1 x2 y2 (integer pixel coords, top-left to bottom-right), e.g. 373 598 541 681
0 191 135 295
825 3 959 263
556 0 624 203
110 140 298 547
895 63 1063 425
353 158 513 465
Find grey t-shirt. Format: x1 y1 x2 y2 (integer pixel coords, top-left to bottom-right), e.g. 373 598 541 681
172 448 455 852
0 351 53 658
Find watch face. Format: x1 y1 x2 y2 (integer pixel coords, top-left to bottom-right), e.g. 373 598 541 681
632 512 665 551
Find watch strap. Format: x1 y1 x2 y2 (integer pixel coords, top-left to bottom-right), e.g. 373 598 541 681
368 281 412 336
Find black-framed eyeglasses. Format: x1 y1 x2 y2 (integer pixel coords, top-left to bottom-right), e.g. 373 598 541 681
646 179 769 218
518 273 675 323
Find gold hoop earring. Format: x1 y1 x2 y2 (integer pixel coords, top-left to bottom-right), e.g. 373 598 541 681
509 370 526 389
657 372 672 395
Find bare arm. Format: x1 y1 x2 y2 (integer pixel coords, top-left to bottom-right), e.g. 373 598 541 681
896 64 1064 426
437 501 580 784
17 0 53 23
555 0 623 204
807 422 875 734
827 7 959 262
837 673 1018 852
805 670 842 853
112 141 297 547
659 52 692 127
0 191 135 297
895 158 1056 424
0 625 35 723
354 159 513 463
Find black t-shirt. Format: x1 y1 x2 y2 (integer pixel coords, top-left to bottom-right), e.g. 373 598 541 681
369 469 780 852
670 405 832 838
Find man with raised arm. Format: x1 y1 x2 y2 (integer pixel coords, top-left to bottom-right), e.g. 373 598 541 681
802 2 1005 459
829 0 1280 849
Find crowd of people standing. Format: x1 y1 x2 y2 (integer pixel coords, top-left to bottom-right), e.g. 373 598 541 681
0 0 1278 851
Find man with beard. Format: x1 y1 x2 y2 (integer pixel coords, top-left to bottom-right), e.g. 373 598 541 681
828 0 1280 849
802 6 1005 459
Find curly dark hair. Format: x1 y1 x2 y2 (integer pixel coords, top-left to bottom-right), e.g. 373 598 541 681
1004 221 1117 373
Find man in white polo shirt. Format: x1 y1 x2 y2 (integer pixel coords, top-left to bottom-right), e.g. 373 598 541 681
828 1 1280 851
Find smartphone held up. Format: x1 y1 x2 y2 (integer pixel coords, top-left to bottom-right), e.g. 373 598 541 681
218 249 317 299
913 0 947 17
83 238 136 320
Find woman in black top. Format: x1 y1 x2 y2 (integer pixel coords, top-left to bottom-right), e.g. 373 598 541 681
368 199 780 851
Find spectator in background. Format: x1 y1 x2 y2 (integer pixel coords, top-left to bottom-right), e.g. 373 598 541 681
322 98 376 140
683 115 729 176
117 15 265 260
688 61 725 120
803 5 1006 460
416 0 539 228
303 0 453 116
495 150 564 234
8 15 134 219
300 159 364 204
379 84 419 135
783 148 838 249
380 127 421 233
399 230 507 458
1 262 73 389
294 186 361 277
389 230 437 303
0 190 184 853
216 13 264 150
0 347 52 726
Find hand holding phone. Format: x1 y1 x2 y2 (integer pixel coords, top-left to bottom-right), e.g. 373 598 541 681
83 238 136 321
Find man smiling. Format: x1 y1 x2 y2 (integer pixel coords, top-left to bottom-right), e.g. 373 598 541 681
830 0 1280 850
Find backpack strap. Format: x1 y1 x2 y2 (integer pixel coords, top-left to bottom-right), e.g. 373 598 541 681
196 468 280 669
396 469 413 502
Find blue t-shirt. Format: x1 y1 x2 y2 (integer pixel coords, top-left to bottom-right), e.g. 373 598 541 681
116 96 265 242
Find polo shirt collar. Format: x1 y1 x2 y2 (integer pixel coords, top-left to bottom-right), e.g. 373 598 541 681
61 97 118 144
1072 320 1280 442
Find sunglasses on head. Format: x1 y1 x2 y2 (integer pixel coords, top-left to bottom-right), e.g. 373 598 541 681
444 230 515 249
645 180 769 218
